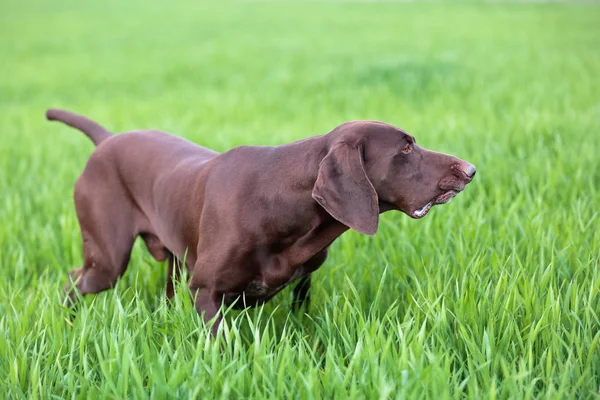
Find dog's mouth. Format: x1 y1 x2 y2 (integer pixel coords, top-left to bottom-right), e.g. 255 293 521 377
410 190 459 219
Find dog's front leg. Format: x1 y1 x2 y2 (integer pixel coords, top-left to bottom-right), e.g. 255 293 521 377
292 276 311 311
290 248 329 311
193 287 222 336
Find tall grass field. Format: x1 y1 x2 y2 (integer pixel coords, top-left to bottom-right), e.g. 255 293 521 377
1 0 599 398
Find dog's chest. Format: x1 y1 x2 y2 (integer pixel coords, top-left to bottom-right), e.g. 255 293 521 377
224 265 308 308
242 279 282 299
245 266 306 296
223 247 328 308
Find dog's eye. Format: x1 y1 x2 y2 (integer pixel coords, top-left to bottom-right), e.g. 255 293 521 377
402 144 412 154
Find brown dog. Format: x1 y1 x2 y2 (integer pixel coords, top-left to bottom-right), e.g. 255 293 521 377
47 108 475 334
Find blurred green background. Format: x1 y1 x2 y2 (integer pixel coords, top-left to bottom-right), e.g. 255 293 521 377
1 0 599 398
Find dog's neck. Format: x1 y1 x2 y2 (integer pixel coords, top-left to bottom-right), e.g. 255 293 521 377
272 134 329 190
268 135 351 264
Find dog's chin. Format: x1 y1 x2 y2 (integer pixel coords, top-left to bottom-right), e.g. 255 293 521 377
409 190 459 219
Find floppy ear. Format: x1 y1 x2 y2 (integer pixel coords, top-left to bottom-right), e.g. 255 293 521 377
312 143 379 236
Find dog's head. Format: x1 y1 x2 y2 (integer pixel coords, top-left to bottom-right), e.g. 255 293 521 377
312 121 476 235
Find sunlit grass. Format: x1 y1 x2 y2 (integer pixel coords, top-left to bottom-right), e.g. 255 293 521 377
0 0 599 398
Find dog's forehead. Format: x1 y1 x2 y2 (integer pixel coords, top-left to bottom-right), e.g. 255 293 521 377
389 126 415 143
365 123 414 144
332 121 414 147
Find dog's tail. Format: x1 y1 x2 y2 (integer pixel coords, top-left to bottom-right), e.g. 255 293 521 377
46 108 112 146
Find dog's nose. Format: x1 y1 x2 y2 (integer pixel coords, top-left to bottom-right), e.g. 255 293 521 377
463 163 476 178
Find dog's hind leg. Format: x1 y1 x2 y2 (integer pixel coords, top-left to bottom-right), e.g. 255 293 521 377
64 179 137 306
139 233 182 300
165 254 187 300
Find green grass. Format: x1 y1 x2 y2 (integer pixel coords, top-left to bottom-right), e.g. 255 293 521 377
1 0 599 398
